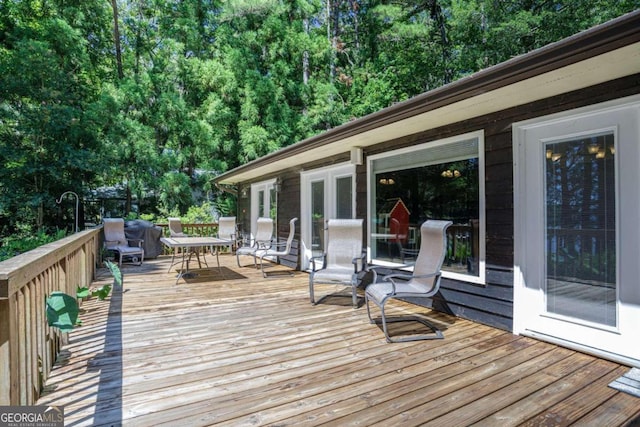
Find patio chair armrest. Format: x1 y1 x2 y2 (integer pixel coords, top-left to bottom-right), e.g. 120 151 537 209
367 265 390 283
310 253 326 272
256 239 272 250
383 273 413 283
127 238 144 247
351 249 367 273
271 240 288 250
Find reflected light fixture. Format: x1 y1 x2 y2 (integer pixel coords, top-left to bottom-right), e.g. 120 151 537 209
440 170 461 178
379 178 395 185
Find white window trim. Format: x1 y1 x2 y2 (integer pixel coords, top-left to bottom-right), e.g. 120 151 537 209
366 130 486 285
250 178 276 237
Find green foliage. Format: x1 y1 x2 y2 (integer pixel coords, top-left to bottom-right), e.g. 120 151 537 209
104 260 122 287
0 229 67 262
92 284 112 301
182 202 216 223
213 196 238 218
46 291 80 332
76 286 90 299
1 0 637 235
158 172 194 215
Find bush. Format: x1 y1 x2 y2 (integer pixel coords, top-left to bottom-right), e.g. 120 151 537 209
0 229 67 262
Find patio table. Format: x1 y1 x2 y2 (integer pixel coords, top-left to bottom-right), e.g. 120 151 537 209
160 236 234 284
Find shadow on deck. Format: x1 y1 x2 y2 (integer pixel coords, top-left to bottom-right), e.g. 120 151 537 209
37 254 640 426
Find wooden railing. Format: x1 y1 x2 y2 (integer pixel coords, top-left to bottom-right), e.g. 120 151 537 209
155 222 220 237
0 228 101 405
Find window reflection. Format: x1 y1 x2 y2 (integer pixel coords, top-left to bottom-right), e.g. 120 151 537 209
372 158 480 277
311 181 325 256
545 133 616 326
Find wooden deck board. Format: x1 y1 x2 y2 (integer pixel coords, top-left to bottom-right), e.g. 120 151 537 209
36 255 640 426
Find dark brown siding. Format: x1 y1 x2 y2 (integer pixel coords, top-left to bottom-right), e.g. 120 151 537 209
276 172 302 269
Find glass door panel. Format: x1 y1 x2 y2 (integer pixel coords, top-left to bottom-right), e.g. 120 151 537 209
335 176 352 219
544 133 617 326
311 180 325 257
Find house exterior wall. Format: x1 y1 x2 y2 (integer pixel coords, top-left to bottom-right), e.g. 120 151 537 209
234 72 640 331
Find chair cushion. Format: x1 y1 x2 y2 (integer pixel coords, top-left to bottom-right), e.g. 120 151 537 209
113 245 143 255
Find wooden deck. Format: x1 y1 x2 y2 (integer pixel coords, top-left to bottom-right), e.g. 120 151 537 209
37 254 640 426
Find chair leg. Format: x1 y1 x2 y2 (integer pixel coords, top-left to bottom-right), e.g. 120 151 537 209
368 296 444 342
379 315 444 342
260 256 294 278
236 252 255 268
351 282 358 309
365 293 375 324
309 276 316 305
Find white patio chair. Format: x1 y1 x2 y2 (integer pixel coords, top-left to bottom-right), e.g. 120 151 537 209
217 216 237 249
258 218 297 277
236 217 274 268
103 218 144 267
208 216 237 266
168 217 187 237
309 219 367 309
166 217 208 271
365 220 452 342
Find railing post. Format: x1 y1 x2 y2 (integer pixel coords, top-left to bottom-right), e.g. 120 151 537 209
0 296 10 405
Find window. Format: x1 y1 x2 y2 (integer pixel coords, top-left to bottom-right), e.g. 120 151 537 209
368 131 485 283
336 176 353 219
250 179 277 238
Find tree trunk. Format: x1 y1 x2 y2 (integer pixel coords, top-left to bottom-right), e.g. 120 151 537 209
429 0 452 84
303 18 310 86
111 0 124 79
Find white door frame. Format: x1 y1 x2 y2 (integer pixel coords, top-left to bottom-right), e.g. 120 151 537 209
250 179 276 237
513 94 640 366
300 162 356 270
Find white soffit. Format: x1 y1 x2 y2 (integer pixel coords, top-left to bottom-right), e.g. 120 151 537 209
220 42 640 184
